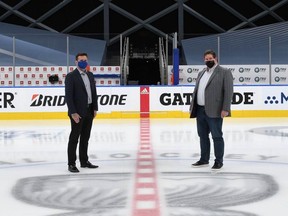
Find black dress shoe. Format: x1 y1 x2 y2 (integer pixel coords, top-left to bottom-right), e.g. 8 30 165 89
211 162 223 170
68 165 79 173
192 161 209 167
81 161 99 168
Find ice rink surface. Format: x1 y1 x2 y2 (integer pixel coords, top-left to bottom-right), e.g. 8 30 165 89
0 117 288 216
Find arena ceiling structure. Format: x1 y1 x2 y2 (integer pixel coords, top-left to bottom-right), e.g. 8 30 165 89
1 0 288 84
1 0 288 60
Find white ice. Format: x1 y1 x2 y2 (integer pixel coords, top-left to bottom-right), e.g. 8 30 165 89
0 118 288 216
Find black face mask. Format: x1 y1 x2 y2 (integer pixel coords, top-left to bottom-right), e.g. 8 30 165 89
205 60 215 68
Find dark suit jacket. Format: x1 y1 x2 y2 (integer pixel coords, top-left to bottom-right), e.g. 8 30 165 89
65 68 98 117
189 65 234 118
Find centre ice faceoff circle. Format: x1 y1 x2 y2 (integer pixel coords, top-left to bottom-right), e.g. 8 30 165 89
12 172 278 216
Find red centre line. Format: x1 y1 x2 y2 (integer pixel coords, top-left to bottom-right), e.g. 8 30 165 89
132 87 160 216
132 118 160 216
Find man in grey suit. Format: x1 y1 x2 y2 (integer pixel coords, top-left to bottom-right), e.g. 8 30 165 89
189 49 233 170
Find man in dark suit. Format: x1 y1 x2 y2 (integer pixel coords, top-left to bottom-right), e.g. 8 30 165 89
189 49 234 170
65 53 99 173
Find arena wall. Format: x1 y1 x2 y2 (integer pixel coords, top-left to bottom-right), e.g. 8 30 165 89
1 86 287 119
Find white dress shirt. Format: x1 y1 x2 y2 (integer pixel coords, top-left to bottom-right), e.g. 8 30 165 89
197 66 216 106
79 69 92 104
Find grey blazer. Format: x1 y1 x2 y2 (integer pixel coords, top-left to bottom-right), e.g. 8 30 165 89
189 65 234 118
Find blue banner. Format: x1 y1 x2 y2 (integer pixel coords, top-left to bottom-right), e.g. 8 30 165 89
173 48 179 85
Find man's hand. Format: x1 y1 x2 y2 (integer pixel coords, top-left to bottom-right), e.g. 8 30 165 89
71 113 81 123
221 110 229 118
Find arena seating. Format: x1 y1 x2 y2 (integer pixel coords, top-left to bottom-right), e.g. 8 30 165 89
0 66 121 87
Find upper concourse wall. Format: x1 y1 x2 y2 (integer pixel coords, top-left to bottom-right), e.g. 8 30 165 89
182 22 288 65
0 22 106 66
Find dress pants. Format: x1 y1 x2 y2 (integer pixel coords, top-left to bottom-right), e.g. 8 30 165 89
67 106 93 166
196 106 224 163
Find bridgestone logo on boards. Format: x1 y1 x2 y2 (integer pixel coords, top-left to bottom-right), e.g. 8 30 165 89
30 94 128 107
97 94 127 105
30 94 66 106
